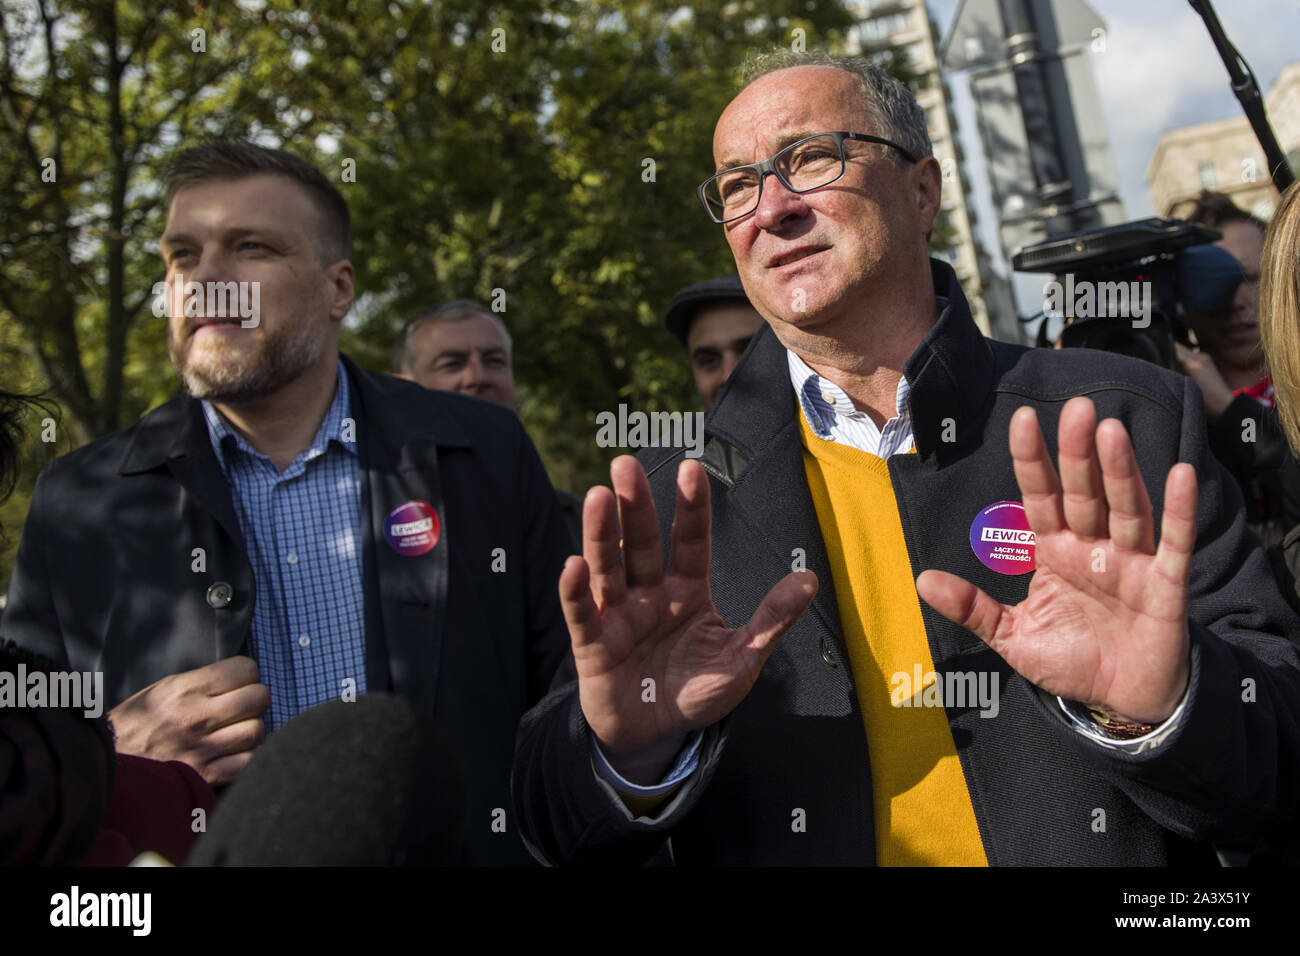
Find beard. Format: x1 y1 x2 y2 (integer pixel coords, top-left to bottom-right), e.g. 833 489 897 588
169 315 327 403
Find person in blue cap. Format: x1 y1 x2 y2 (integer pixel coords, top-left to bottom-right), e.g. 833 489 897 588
1176 193 1271 416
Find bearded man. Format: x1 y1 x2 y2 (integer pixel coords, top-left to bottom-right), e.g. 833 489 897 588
2 140 572 865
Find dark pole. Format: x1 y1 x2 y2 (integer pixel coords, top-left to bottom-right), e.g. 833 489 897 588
998 0 1075 236
1188 0 1294 193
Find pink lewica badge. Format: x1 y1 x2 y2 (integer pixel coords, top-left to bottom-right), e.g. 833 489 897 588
969 500 1036 575
384 500 440 557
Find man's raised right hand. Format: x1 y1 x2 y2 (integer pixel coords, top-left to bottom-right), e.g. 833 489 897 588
560 455 817 786
107 655 270 787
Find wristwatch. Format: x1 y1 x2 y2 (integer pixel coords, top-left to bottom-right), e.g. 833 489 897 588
1086 706 1156 740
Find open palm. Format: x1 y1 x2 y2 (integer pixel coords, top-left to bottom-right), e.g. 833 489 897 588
916 397 1195 724
560 455 817 783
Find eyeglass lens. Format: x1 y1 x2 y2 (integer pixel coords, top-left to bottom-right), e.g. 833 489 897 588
704 134 844 220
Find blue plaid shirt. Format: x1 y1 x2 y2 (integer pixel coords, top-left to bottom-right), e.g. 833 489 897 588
202 360 367 733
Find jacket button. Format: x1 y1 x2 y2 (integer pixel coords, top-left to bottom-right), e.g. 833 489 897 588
206 581 233 609
820 637 838 668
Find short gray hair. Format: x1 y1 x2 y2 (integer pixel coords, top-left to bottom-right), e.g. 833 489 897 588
393 299 513 374
740 51 932 164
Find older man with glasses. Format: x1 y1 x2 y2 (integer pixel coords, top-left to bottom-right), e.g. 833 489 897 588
513 52 1300 866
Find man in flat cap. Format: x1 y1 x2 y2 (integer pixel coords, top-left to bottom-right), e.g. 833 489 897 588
664 276 764 408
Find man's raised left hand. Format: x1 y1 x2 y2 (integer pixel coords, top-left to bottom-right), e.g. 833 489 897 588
916 396 1195 725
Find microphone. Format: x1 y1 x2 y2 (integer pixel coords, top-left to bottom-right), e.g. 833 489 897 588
187 694 468 865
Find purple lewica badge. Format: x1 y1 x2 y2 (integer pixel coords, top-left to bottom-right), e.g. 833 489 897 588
969 500 1036 575
384 500 440 557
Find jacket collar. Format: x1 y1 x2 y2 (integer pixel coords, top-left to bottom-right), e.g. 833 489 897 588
117 392 208 477
901 259 998 460
116 352 476 476
706 258 996 466
339 353 476 460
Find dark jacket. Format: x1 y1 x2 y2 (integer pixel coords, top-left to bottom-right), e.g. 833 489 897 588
1208 393 1300 546
512 260 1300 866
2 355 572 865
1206 395 1300 618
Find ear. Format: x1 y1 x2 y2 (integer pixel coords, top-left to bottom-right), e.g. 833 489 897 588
913 157 943 237
325 259 356 324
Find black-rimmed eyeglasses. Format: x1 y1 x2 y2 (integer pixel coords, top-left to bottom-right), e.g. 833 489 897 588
698 131 919 224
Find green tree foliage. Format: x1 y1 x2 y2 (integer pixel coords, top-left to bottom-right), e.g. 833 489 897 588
0 0 380 584
0 0 894 589
335 1 858 492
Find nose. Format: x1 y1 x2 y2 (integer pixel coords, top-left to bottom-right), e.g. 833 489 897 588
461 356 488 393
1231 280 1256 318
176 248 242 321
169 245 230 321
750 172 809 231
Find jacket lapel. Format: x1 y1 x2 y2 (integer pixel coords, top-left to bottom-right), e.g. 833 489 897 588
345 356 465 723
705 328 854 694
118 397 251 660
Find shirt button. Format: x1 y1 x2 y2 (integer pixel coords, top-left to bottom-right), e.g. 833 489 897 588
206 582 233 609
821 391 835 405
298 635 311 648
285 552 298 565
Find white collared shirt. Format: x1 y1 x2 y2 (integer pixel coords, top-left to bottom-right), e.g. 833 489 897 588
786 348 915 456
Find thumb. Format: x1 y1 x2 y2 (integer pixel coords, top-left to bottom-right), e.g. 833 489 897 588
739 571 819 658
915 569 1009 649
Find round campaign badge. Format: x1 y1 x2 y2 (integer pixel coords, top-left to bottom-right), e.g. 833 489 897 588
384 500 440 557
969 500 1036 575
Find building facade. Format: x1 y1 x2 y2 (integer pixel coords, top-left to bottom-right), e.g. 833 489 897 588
846 0 1021 342
1147 62 1300 222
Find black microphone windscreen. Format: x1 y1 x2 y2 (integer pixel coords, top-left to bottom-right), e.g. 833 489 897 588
187 694 467 866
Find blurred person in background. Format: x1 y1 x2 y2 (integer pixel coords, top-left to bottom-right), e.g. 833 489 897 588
1176 191 1300 558
392 300 517 409
393 300 582 550
663 276 765 408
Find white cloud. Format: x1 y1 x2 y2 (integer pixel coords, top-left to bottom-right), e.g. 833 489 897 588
1089 0 1298 216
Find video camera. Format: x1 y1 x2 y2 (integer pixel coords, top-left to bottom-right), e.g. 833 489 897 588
1012 218 1237 370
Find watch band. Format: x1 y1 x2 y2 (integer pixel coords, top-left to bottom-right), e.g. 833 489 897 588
1086 706 1156 739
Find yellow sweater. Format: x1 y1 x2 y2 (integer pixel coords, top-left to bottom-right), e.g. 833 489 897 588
799 410 987 866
